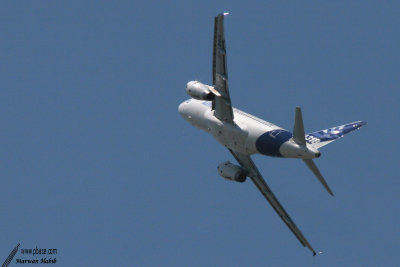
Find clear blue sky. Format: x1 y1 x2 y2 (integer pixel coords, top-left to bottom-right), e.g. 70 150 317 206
1 1 399 266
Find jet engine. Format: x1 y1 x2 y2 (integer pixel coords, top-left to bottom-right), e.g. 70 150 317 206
186 81 215 101
217 161 247 183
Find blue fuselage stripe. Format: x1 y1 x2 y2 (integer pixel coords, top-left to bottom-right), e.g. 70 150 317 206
256 130 293 157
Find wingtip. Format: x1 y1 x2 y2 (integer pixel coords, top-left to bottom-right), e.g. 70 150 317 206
352 121 367 129
217 12 230 17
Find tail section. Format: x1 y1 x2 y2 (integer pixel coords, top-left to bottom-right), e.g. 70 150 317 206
303 159 334 196
292 107 334 196
306 121 367 149
293 107 306 146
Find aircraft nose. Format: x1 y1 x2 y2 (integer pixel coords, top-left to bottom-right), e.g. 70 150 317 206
178 101 190 120
178 102 186 115
178 101 193 123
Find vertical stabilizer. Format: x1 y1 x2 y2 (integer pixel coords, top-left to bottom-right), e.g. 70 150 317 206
293 107 306 146
292 107 334 196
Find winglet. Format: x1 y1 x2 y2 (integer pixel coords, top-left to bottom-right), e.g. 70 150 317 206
216 12 229 18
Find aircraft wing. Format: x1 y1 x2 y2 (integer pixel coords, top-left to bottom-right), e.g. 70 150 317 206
212 13 234 122
228 149 317 255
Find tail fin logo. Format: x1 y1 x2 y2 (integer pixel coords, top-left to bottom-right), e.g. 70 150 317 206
306 121 366 148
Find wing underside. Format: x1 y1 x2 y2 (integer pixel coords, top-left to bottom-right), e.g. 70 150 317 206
229 149 317 255
212 13 234 122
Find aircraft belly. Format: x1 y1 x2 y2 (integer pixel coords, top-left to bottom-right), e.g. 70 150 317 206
181 99 291 156
234 116 276 155
205 115 248 154
204 113 261 155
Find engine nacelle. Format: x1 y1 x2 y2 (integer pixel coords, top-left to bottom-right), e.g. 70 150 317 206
186 81 215 101
217 161 247 183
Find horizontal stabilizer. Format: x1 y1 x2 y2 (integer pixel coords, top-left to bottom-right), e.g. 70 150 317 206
303 159 334 196
306 121 366 149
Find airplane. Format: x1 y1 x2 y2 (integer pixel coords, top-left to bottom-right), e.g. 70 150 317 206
178 13 366 256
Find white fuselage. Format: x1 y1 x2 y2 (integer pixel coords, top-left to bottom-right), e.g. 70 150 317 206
178 99 320 159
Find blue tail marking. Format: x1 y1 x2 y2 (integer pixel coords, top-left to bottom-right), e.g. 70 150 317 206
307 121 366 143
